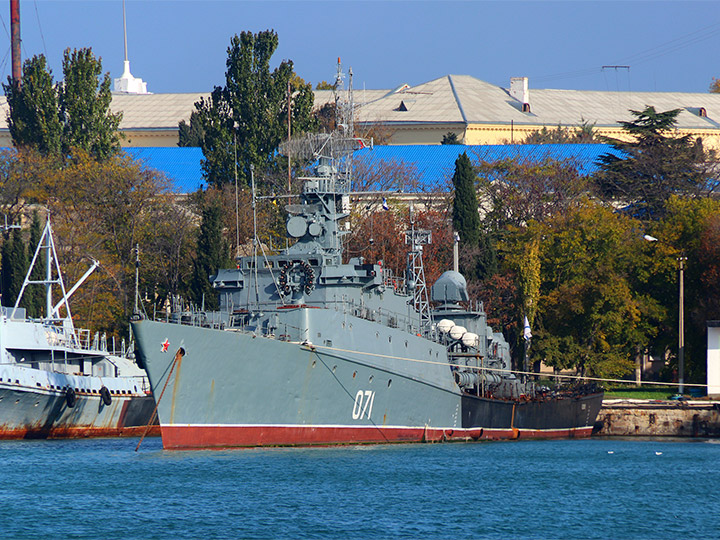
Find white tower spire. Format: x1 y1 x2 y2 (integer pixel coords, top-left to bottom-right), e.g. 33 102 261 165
113 0 149 94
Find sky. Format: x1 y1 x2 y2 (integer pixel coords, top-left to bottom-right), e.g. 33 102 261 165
1 0 719 95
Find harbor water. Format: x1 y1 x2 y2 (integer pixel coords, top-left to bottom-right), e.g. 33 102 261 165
1 437 718 539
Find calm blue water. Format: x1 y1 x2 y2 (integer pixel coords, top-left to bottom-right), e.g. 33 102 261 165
1 437 718 540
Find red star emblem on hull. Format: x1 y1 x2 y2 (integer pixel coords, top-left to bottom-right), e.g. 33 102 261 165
161 338 170 352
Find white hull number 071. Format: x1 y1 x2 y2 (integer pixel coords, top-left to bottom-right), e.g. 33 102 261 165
352 390 375 420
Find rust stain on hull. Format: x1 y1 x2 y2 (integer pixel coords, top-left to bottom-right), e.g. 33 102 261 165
169 354 184 424
0 424 161 440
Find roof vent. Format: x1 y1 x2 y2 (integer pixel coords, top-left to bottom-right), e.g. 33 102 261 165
686 107 708 118
510 77 530 112
395 99 415 112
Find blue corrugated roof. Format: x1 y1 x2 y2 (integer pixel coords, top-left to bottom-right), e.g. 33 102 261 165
123 147 205 193
353 144 619 189
0 144 617 194
124 144 619 194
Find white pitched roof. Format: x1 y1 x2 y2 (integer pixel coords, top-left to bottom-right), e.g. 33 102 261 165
109 93 205 129
353 75 720 130
0 75 718 133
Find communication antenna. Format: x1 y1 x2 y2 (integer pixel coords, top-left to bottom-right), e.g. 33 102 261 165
405 203 433 334
134 244 140 315
251 164 260 308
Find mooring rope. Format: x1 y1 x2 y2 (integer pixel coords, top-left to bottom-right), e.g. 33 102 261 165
135 347 185 452
302 343 708 388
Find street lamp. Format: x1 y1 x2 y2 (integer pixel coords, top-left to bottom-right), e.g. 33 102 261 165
644 235 686 395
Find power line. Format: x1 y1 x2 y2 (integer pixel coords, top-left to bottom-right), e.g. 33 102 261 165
617 21 720 66
532 21 720 86
33 0 48 58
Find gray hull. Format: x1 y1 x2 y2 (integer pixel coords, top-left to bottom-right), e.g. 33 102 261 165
132 312 600 449
0 382 156 439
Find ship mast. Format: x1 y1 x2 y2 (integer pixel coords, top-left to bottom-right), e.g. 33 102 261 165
405 204 433 334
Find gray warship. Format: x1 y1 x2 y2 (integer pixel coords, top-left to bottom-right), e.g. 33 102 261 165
131 134 603 449
0 219 156 439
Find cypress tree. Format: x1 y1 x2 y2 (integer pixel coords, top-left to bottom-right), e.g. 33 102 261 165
451 152 480 246
25 212 45 318
1 227 28 308
189 198 228 310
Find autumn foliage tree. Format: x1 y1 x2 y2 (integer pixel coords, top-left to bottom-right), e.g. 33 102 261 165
499 201 663 378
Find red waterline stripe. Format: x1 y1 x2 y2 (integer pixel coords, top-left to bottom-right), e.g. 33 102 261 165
159 424 594 449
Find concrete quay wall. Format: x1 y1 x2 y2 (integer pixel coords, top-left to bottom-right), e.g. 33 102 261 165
595 399 720 437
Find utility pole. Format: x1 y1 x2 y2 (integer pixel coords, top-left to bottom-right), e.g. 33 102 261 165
678 254 687 395
10 0 21 85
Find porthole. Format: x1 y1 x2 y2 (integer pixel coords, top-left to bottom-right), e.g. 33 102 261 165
332 365 337 373
352 371 357 379
369 375 374 383
388 336 392 343
387 379 392 388
405 341 408 348
375 332 379 339
312 360 317 368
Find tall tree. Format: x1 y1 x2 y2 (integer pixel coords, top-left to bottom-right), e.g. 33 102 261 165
451 152 480 246
58 48 122 160
595 106 715 220
2 55 62 156
187 30 316 187
189 195 229 310
1 226 27 308
23 210 45 318
178 110 205 147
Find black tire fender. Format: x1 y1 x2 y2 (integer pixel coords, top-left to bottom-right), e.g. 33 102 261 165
66 387 77 408
100 385 112 406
